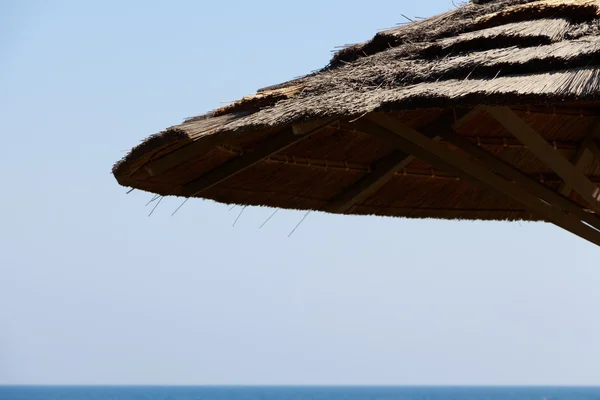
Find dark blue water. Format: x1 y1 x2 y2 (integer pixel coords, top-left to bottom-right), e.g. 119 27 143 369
1 386 599 400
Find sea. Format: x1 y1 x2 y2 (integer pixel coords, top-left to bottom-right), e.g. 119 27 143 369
1 386 599 400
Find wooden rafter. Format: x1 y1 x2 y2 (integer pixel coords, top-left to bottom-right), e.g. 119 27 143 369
559 118 600 196
325 149 415 214
354 112 600 247
146 117 336 177
146 136 224 177
510 105 600 118
559 144 595 196
484 106 600 212
441 130 600 232
179 118 336 197
324 113 471 214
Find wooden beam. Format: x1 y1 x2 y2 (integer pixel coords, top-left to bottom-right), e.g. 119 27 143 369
559 119 600 196
325 150 415 214
180 118 336 197
484 106 600 212
452 107 485 130
146 135 225 177
146 117 335 176
325 113 470 214
510 105 600 118
356 113 600 247
441 130 600 232
559 145 594 196
292 118 335 135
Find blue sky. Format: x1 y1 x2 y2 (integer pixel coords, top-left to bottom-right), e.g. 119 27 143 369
2 0 600 386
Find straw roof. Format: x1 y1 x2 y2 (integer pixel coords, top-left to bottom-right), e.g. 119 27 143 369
114 0 600 246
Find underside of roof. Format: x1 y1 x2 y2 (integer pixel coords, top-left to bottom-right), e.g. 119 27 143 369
113 0 600 246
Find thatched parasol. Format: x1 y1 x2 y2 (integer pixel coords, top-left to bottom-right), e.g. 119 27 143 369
113 0 600 247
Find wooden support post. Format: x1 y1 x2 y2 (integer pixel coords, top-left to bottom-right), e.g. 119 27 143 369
441 131 600 231
325 150 415 214
355 113 600 247
180 118 336 197
484 106 600 212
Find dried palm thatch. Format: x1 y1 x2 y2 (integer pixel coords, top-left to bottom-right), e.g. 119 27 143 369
114 0 600 246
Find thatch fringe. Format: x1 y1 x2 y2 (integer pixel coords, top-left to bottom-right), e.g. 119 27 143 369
113 112 250 181
424 18 571 56
212 66 600 134
112 128 188 185
205 17 600 121
475 0 600 28
327 36 600 92
329 0 549 67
